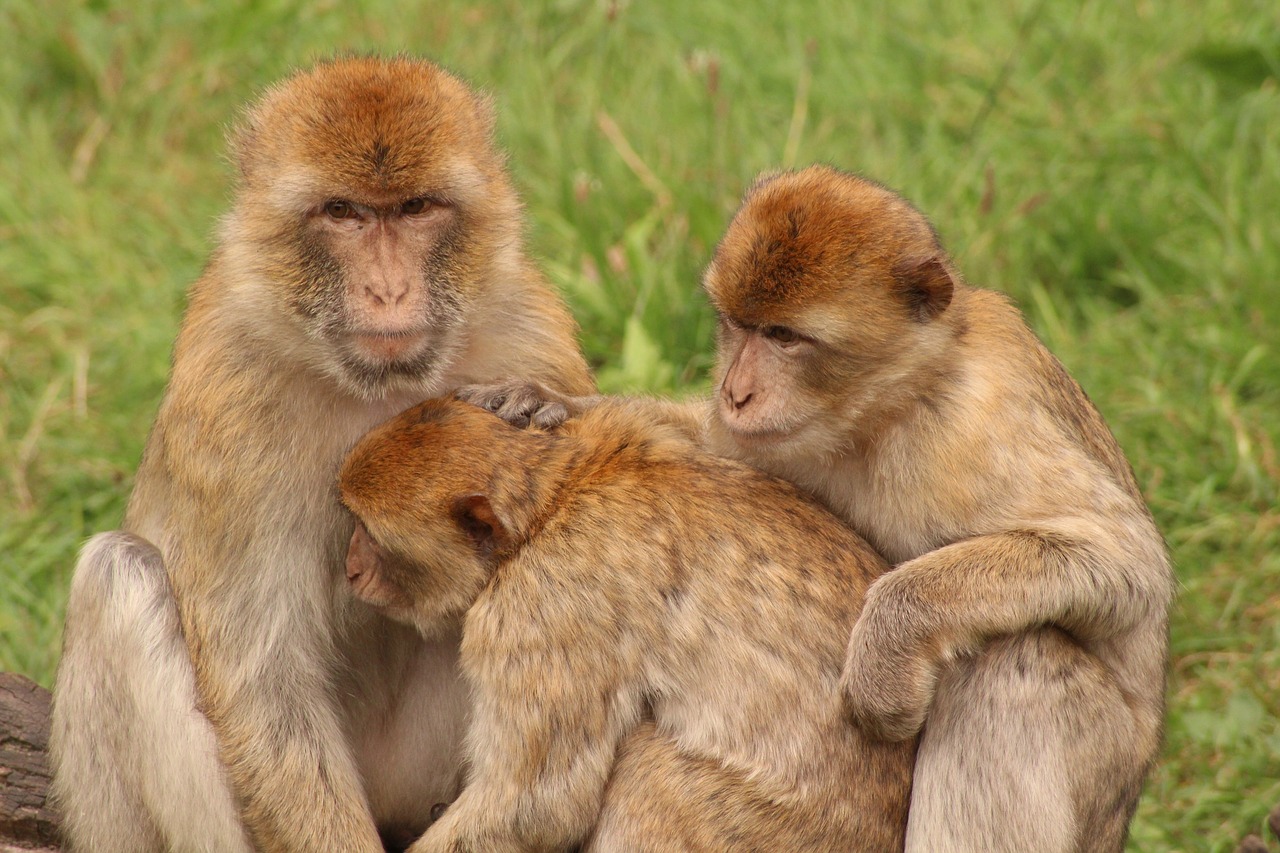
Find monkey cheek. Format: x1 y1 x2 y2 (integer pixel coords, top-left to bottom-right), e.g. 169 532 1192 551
346 522 395 606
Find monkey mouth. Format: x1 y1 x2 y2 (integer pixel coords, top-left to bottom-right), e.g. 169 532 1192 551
716 418 820 458
717 416 795 444
337 329 448 390
725 430 794 452
351 331 430 363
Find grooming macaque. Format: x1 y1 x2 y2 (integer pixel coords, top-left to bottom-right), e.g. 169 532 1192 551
339 397 914 853
462 166 1174 852
50 57 593 853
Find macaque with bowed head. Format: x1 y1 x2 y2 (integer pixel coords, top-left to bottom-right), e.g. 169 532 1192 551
462 166 1174 853
50 57 593 853
340 397 915 853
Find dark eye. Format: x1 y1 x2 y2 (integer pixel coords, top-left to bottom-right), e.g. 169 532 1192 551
401 197 430 215
325 200 357 220
764 326 801 346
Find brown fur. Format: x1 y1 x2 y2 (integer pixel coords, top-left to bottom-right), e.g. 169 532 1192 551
705 167 1173 853
49 57 592 853
340 398 915 853
459 165 1173 853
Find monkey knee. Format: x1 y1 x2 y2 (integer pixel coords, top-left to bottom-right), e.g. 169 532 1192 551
69 532 169 610
912 633 1141 853
63 532 175 648
948 630 1109 704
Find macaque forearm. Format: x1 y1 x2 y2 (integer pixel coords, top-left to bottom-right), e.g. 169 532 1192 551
865 527 1158 658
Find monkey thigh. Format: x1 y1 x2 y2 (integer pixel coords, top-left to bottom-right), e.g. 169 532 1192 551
904 627 1146 853
586 723 872 853
50 532 252 853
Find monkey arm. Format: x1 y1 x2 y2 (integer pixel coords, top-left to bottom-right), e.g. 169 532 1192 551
839 523 1166 742
180 596 386 853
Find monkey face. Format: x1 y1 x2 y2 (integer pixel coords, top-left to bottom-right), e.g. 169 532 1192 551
345 519 420 615
229 57 523 398
704 166 957 454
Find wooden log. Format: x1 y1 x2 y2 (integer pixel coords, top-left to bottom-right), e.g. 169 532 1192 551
0 673 59 852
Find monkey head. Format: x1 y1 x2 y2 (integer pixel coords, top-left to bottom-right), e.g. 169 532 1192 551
338 399 544 633
225 57 523 398
703 166 961 456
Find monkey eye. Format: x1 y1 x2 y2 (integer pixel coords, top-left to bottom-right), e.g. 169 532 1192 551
764 325 802 346
715 312 744 333
401 197 431 215
324 200 358 220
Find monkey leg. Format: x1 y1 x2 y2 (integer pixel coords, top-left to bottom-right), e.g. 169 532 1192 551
904 627 1148 853
587 723 875 853
50 532 252 853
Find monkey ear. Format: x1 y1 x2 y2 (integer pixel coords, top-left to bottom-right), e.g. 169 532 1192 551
890 254 954 321
451 494 508 558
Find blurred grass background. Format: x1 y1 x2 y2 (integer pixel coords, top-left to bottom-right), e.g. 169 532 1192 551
1 0 1277 848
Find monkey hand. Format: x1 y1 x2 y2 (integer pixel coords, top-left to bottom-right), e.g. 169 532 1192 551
839 587 937 742
455 380 576 429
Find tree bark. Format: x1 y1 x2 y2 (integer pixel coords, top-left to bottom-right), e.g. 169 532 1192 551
0 673 59 852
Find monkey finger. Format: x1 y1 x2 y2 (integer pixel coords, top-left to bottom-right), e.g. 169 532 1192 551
529 402 570 430
453 383 509 412
839 652 930 741
495 396 537 428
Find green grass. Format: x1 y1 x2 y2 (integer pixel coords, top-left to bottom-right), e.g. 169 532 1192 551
2 0 1277 849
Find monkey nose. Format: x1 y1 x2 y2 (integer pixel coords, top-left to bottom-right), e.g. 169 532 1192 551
721 382 752 411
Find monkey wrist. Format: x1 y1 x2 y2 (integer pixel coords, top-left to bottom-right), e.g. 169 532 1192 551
858 573 939 660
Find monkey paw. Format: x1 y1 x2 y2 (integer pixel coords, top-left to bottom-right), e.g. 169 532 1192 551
455 381 570 429
839 632 934 742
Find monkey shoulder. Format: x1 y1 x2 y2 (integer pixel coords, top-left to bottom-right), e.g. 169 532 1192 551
960 289 1146 505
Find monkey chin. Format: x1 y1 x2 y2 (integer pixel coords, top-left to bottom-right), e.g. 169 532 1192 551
713 414 848 468
335 336 455 400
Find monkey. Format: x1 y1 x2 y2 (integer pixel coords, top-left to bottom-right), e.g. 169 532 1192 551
338 396 916 853
49 56 594 853
459 165 1175 853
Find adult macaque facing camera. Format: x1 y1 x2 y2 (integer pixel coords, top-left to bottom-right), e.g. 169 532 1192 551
49 56 593 853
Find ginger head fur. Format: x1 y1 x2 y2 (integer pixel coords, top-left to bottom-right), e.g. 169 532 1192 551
705 165 963 458
211 56 528 400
